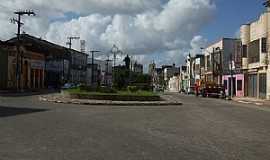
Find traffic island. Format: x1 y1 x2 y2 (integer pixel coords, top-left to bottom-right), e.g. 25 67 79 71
39 93 182 106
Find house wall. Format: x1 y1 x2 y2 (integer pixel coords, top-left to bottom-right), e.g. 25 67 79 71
223 74 245 97
240 11 270 99
0 48 8 89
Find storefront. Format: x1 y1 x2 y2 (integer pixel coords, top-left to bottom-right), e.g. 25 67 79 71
223 74 244 97
244 71 267 99
5 46 45 90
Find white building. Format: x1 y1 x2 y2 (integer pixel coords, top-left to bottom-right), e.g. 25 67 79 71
168 76 180 92
87 58 112 86
240 4 270 99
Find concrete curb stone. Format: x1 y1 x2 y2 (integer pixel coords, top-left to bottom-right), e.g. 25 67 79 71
39 95 182 106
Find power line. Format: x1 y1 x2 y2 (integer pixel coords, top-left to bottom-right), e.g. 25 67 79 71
10 10 36 91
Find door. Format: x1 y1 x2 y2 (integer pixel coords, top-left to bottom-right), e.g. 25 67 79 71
23 61 28 89
228 77 236 96
259 73 266 99
248 74 257 98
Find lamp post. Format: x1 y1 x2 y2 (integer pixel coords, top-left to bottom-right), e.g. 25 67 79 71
229 53 234 100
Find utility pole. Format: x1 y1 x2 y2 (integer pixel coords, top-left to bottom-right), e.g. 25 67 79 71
66 36 80 82
105 55 112 86
89 50 101 86
66 36 80 49
10 10 35 91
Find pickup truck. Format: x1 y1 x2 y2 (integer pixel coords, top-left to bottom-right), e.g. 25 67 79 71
201 84 225 98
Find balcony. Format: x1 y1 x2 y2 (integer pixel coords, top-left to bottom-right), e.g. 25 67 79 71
242 58 248 69
260 53 268 67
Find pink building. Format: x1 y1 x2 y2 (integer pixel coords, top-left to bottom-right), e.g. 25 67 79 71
222 74 244 97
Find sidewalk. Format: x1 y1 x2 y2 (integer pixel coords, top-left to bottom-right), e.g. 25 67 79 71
0 89 60 97
232 97 270 106
39 94 183 106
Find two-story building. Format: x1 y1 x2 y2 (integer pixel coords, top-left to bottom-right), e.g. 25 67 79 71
203 38 242 97
240 7 270 99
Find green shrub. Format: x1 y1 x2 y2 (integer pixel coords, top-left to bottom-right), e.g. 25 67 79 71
127 86 140 93
97 86 117 93
79 85 96 92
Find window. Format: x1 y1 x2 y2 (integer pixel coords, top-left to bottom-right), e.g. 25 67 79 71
261 38 267 53
242 45 247 58
237 80 242 91
206 56 211 70
224 80 228 90
248 39 260 63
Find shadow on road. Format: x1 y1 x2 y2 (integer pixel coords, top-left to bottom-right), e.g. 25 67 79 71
0 89 60 97
0 106 48 118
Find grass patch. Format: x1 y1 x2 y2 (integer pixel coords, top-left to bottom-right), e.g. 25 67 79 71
65 88 158 97
63 87 161 101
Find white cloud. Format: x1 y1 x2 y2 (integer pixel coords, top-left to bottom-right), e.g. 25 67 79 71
0 0 215 69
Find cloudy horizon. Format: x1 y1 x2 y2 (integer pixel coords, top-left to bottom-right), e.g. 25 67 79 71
0 0 215 69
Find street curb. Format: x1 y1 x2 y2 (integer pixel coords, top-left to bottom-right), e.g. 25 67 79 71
39 97 182 106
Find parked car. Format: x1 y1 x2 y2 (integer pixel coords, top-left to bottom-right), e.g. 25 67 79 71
200 83 225 98
61 83 75 89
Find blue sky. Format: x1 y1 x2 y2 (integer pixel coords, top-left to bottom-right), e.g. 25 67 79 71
201 0 266 42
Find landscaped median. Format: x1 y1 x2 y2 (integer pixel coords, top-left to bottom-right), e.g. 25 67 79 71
39 87 182 106
66 88 161 101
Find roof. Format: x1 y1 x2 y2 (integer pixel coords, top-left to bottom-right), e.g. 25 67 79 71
205 37 241 48
162 65 172 69
6 34 87 57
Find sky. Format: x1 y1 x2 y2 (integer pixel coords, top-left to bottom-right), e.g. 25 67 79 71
201 0 265 43
0 0 266 70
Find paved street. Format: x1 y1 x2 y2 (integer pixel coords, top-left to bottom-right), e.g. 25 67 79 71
0 94 270 160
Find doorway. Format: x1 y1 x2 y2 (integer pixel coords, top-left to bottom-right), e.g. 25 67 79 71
248 74 257 98
228 77 236 96
259 73 266 99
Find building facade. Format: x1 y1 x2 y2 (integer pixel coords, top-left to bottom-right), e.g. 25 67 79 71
132 62 143 74
1 42 45 90
86 58 113 86
2 34 88 90
168 75 180 92
240 9 270 99
203 38 243 97
180 66 189 92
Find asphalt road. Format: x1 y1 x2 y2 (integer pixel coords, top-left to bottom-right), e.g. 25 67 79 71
0 94 270 160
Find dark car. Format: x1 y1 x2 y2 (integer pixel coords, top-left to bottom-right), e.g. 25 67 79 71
201 84 225 98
